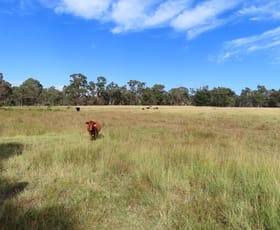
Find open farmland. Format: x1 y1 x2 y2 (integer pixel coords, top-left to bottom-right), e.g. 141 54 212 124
1 106 280 229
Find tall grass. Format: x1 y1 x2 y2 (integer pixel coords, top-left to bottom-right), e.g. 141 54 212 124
0 106 280 229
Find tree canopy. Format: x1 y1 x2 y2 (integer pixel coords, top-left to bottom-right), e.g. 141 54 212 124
1 72 280 107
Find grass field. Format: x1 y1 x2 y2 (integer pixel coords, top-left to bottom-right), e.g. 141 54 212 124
1 106 280 229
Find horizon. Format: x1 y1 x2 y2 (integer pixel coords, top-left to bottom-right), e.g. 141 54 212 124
2 73 278 96
1 0 280 94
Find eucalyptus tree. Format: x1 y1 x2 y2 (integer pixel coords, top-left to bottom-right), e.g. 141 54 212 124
63 73 88 105
210 87 236 107
239 87 253 107
87 80 97 105
106 82 122 105
19 78 43 105
251 85 268 107
267 89 280 107
151 84 167 105
0 73 12 105
127 80 146 105
10 86 20 105
192 86 211 106
142 84 168 105
142 87 154 105
119 85 130 105
96 76 107 104
40 86 63 105
169 87 190 105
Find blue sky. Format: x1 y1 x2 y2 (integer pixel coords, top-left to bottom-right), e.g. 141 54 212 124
1 0 280 94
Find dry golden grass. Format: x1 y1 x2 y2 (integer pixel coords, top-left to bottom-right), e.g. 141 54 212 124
0 106 280 229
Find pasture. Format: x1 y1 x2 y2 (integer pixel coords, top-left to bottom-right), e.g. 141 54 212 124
0 106 280 229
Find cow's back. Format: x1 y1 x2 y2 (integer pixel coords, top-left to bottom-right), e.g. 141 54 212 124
94 121 102 132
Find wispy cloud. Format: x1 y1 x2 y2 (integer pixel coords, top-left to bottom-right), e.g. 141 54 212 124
9 0 280 42
171 0 241 39
54 0 112 19
238 1 280 21
217 26 280 62
144 0 188 27
110 0 189 33
110 0 152 33
47 0 242 38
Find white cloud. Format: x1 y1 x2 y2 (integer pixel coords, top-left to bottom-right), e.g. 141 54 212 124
25 0 280 41
172 0 239 29
110 0 189 33
54 0 112 19
50 0 241 38
34 0 280 63
217 26 280 62
110 0 148 33
171 0 242 39
144 0 189 27
238 1 280 21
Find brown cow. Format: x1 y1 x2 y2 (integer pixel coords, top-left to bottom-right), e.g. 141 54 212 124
85 120 102 141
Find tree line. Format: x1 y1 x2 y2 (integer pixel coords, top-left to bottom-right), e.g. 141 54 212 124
1 72 280 107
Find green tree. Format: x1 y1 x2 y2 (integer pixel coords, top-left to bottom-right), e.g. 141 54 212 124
87 81 97 105
119 85 130 105
210 87 236 107
40 86 63 105
251 85 268 107
143 85 167 105
10 86 22 106
267 89 280 107
0 73 12 105
63 73 88 105
106 82 122 105
19 78 43 105
142 87 154 105
151 84 167 105
169 87 190 105
192 86 211 106
127 80 146 105
96 76 107 105
239 87 253 107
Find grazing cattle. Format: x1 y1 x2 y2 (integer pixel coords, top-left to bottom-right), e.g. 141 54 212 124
85 120 102 141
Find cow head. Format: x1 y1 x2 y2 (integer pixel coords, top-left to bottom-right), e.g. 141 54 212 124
85 120 98 140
